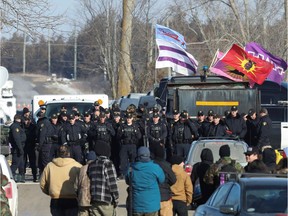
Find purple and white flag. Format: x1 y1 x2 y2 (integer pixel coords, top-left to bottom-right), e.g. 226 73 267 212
245 42 287 84
155 24 187 49
155 39 198 75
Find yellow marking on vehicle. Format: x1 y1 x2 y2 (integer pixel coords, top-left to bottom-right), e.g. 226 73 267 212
196 101 239 106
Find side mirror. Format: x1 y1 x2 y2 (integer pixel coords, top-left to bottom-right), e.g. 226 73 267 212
220 205 238 215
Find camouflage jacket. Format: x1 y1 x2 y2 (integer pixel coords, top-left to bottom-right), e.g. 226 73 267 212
0 174 12 216
203 157 244 185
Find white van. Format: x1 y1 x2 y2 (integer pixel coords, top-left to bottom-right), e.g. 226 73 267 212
32 94 109 119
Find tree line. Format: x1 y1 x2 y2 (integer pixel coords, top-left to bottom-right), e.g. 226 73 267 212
1 0 287 99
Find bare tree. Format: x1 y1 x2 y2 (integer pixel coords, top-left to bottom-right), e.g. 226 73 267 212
0 0 62 36
117 0 136 97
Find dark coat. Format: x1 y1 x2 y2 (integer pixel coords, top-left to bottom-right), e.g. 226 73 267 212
153 157 176 201
191 148 214 205
225 113 247 139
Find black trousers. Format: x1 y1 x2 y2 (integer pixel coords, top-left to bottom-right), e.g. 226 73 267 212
172 200 188 216
39 143 53 173
119 144 136 175
24 145 37 178
11 148 25 175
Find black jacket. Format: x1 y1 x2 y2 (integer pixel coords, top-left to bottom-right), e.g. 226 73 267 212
225 113 247 139
153 157 176 201
191 148 214 205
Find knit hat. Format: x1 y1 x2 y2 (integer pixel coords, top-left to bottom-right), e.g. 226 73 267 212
169 155 184 165
94 140 111 157
219 145 230 157
86 151 97 161
22 107 30 115
262 148 276 168
137 146 150 162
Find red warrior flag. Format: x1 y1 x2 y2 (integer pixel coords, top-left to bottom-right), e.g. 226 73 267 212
221 44 273 85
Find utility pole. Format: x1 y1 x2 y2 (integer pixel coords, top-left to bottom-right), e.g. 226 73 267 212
74 29 77 80
48 27 51 76
23 32 26 74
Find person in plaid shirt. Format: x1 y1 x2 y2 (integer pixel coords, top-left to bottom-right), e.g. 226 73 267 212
87 141 119 216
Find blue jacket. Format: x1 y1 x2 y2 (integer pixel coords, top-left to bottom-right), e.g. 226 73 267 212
126 160 165 213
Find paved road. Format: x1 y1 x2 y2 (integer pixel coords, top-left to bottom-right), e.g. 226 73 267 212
11 74 195 216
9 74 39 109
17 177 129 216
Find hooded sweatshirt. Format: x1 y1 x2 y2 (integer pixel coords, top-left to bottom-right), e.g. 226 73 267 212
40 157 82 199
126 160 165 213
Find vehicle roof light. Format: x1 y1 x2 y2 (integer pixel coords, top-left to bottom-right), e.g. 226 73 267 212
38 100 45 106
98 99 103 105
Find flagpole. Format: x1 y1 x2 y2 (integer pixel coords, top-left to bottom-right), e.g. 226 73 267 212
209 49 219 68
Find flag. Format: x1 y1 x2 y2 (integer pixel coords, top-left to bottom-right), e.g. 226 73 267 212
155 24 186 49
220 44 274 85
155 39 198 75
210 50 248 82
245 42 287 84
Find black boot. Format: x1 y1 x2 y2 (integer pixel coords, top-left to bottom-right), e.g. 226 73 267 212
19 174 25 183
33 174 37 182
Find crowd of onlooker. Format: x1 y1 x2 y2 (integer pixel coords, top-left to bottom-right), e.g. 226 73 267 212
6 101 287 215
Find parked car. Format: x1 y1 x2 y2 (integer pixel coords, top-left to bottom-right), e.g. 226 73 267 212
0 154 18 216
138 95 158 110
194 174 288 216
126 93 147 99
185 138 248 175
119 98 139 112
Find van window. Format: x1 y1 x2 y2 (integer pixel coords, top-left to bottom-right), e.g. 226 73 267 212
45 102 93 118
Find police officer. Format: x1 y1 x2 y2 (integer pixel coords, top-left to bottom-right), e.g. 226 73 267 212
147 112 168 155
201 110 215 137
48 114 62 160
23 117 37 182
89 112 115 149
9 114 26 182
171 111 198 158
206 114 230 137
38 113 61 174
92 100 105 112
244 108 260 147
167 109 180 158
194 110 206 137
256 108 272 148
61 113 87 164
58 111 68 128
111 112 122 176
225 106 247 139
82 111 93 152
117 113 142 179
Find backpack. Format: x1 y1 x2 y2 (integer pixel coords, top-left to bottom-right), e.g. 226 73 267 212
193 177 202 201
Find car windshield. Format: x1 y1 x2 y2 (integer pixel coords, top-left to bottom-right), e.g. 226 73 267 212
187 141 247 165
45 102 93 118
119 98 139 111
245 186 287 213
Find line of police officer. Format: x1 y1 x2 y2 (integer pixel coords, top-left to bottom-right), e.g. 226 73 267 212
8 101 272 182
